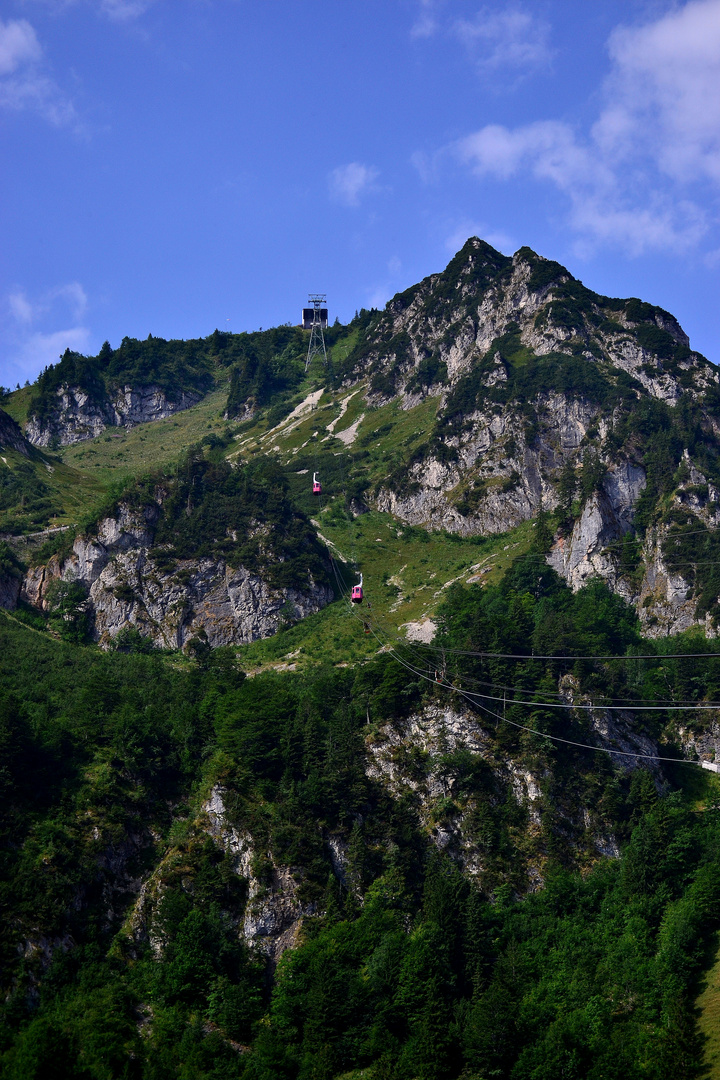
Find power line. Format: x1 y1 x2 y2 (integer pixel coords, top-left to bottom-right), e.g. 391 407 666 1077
329 560 707 767
360 611 704 768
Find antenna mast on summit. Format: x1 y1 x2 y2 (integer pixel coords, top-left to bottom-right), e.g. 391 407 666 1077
304 293 329 372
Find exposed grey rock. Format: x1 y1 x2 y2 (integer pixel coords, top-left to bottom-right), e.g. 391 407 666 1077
26 384 201 447
352 241 714 409
0 408 30 455
202 787 315 964
0 572 21 610
676 721 720 769
366 694 665 888
345 239 719 632
558 675 667 781
377 392 601 537
21 502 332 649
126 786 315 967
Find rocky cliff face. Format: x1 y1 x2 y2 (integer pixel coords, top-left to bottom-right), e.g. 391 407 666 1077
349 241 714 405
0 408 31 456
0 571 21 611
124 786 316 968
26 384 201 446
344 239 720 634
365 696 664 891
20 500 332 649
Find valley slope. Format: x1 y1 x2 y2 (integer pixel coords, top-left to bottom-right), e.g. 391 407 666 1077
2 240 720 1080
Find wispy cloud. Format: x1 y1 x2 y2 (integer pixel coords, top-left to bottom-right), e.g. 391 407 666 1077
0 18 41 74
452 6 553 75
8 282 88 326
411 0 441 40
596 0 720 185
0 17 78 127
25 0 156 21
2 282 92 386
411 2 551 80
451 0 720 256
12 327 93 384
98 0 154 19
329 162 380 207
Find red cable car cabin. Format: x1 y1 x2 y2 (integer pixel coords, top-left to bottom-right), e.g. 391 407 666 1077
351 574 363 604
312 471 322 495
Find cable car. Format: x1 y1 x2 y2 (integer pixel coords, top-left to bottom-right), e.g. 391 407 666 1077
312 472 322 495
351 573 363 604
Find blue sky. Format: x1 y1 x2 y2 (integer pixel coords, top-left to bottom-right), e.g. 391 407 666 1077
2 0 720 387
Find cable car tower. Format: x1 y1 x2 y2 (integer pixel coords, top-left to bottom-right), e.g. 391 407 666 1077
303 293 329 372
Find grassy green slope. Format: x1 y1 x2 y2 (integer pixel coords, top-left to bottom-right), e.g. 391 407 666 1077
1 358 538 669
60 384 231 481
698 942 720 1079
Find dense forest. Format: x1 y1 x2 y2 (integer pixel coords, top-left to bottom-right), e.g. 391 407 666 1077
1 554 719 1079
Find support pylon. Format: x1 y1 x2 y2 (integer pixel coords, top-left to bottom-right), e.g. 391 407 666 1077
305 293 329 372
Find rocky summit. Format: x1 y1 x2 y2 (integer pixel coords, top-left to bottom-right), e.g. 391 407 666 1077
2 241 720 1079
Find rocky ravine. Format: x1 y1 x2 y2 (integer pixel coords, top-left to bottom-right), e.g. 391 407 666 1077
16 502 332 649
124 786 316 969
26 383 201 447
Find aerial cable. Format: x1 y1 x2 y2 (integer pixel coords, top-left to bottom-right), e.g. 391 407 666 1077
328 550 720 710
336 587 720 663
328 562 712 760
358 618 707 768
598 529 720 550
355 618 720 706
376 641 720 662
354 607 720 713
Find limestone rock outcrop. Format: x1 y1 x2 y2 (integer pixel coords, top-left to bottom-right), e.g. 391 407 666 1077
20 501 332 649
126 786 314 967
365 697 666 891
341 239 720 634
26 384 201 447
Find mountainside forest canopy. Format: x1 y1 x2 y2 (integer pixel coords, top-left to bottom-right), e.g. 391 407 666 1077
1 559 720 1078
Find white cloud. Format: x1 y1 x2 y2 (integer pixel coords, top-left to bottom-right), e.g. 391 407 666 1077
8 292 34 325
453 6 552 74
596 0 720 184
7 281 88 326
0 19 41 75
329 162 380 207
411 0 440 40
1 283 92 386
18 327 93 375
451 0 720 256
0 17 77 127
98 0 154 21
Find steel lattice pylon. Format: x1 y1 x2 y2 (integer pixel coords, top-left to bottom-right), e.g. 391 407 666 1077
304 293 329 372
